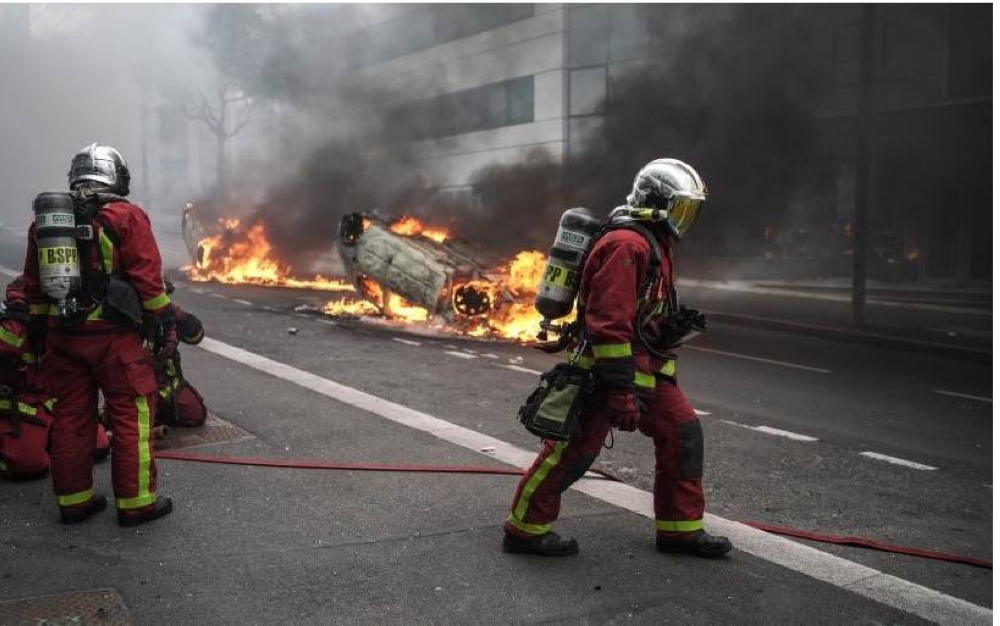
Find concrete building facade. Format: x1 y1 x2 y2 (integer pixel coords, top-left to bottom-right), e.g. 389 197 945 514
343 4 990 286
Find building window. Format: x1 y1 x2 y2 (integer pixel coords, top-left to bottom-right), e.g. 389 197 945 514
568 5 609 68
879 6 941 82
388 76 535 141
948 5 991 99
349 4 535 69
569 67 607 116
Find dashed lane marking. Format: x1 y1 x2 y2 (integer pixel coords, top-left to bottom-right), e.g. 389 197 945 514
933 389 992 403
445 351 478 360
694 409 712 416
194 337 991 626
498 364 543 375
233 299 253 306
721 420 819 442
209 293 227 300
686 346 831 374
859 452 938 471
482 353 500 359
393 338 422 347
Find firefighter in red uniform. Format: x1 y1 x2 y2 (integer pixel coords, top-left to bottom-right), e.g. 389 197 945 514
503 159 732 558
18 144 175 525
154 294 208 428
0 278 53 480
1 279 110 480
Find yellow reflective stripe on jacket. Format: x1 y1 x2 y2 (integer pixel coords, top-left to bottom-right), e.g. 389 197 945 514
0 400 38 415
510 441 568 533
592 343 632 359
21 352 38 364
29 303 49 315
46 304 105 320
98 229 115 274
634 372 655 389
658 360 676 378
57 488 94 507
142 292 170 311
656 519 704 532
572 354 656 389
0 326 24 349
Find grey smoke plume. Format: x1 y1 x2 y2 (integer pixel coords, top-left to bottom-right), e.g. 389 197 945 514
196 5 828 271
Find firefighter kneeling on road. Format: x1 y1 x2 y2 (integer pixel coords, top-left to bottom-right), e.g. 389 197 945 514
154 287 208 429
504 159 732 558
0 279 54 481
17 144 174 526
1 279 112 480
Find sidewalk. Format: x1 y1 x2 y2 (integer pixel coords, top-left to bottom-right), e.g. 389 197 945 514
0 348 948 626
679 278 992 360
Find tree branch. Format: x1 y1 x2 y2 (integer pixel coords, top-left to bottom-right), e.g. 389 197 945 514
226 100 256 138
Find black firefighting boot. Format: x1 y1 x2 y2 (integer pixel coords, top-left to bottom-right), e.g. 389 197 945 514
117 496 173 528
656 530 732 558
503 531 579 556
59 495 108 525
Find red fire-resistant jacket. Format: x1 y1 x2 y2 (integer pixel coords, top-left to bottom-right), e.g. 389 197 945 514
20 200 171 331
579 227 676 390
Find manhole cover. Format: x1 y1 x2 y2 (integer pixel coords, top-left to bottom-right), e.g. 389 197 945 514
155 413 254 451
0 588 131 626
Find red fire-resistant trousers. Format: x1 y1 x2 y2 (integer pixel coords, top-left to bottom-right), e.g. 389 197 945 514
505 378 706 540
44 331 159 513
0 392 53 479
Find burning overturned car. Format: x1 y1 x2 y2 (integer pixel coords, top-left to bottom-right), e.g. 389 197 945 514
182 204 549 341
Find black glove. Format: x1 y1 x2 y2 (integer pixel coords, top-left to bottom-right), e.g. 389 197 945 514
659 306 707 348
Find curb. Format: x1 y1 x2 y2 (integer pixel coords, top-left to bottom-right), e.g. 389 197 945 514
705 311 992 363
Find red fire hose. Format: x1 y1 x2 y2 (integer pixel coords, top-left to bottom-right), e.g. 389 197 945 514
156 449 991 570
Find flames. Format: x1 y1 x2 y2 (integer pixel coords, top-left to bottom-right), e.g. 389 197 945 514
189 214 554 342
389 215 450 243
189 219 355 292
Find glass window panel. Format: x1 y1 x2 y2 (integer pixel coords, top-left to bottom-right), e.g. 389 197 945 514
569 67 606 116
569 5 609 68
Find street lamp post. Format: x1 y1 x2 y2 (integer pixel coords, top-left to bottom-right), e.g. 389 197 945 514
851 5 876 327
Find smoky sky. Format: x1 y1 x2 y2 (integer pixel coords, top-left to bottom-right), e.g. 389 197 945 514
189 4 830 274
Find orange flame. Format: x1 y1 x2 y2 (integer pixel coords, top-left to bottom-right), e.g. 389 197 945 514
389 216 450 243
189 221 355 292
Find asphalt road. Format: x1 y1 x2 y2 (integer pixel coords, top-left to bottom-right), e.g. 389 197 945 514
0 225 992 625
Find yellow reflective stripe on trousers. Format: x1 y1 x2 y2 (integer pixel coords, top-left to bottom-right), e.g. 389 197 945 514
592 343 632 359
99 229 115 274
58 488 94 507
0 326 24 349
117 395 155 510
142 292 171 311
505 514 552 536
510 441 568 535
656 519 704 532
0 400 38 415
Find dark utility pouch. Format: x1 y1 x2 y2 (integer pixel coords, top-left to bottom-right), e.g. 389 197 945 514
102 276 143 327
518 363 595 441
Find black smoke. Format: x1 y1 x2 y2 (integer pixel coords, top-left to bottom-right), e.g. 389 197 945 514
197 5 829 272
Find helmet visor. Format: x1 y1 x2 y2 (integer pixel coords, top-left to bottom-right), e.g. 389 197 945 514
667 196 702 238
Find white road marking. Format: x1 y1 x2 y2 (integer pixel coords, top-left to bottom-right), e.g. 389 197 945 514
209 292 227 300
0 264 19 278
499 364 543 375
445 351 478 360
194 337 990 626
233 299 253 306
859 452 938 471
720 420 819 442
482 353 500 359
933 389 992 403
694 409 712 416
686 345 831 374
393 338 422 347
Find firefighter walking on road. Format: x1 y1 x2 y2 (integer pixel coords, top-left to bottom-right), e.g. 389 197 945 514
504 159 732 558
17 144 175 526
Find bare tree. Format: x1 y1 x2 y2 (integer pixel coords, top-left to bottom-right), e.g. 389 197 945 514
190 5 270 191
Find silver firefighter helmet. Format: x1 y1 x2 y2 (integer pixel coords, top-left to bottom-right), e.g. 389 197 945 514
68 143 131 196
622 158 707 239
